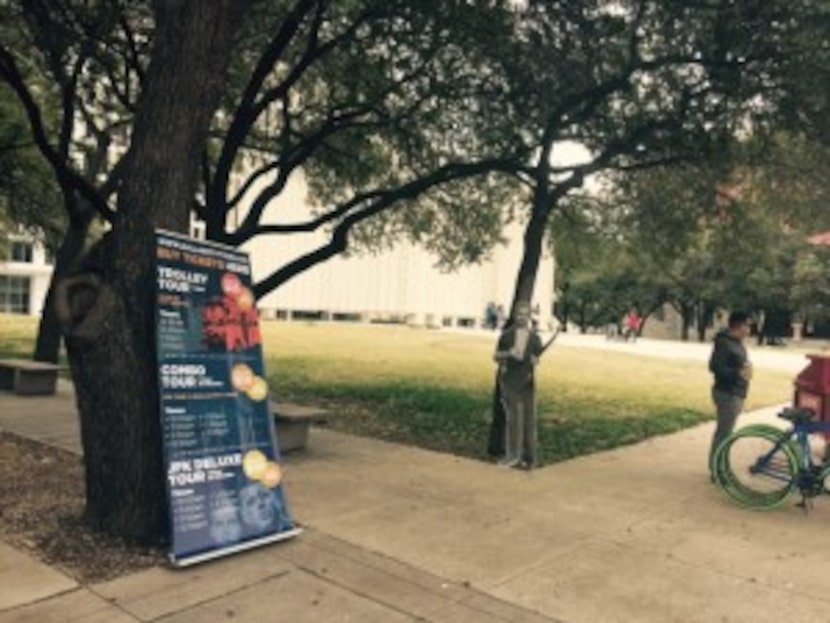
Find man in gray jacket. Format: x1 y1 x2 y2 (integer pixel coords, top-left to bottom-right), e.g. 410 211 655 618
708 311 753 475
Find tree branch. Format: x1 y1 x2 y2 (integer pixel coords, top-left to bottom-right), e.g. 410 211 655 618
57 51 85 161
227 160 281 209
119 12 146 88
249 157 524 296
207 0 319 216
230 105 388 239
250 7 372 122
0 44 115 223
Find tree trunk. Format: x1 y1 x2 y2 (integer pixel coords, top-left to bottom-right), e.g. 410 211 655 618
487 184 552 457
696 302 715 343
679 303 694 341
555 290 569 331
508 206 551 313
34 284 63 363
34 207 94 363
56 1 243 542
756 309 767 346
695 302 707 343
487 370 506 457
640 300 664 338
696 320 705 343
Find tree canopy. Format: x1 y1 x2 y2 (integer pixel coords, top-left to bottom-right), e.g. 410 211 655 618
0 83 63 251
556 130 830 340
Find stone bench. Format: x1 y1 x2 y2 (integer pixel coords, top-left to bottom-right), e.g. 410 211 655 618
0 359 63 396
270 401 331 453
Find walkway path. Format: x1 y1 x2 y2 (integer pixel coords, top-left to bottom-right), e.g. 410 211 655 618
553 332 822 374
0 383 553 623
449 326 824 374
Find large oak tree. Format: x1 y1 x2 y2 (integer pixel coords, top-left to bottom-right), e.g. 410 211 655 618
2 0 244 540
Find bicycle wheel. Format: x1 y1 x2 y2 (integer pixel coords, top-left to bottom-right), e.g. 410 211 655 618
712 425 799 510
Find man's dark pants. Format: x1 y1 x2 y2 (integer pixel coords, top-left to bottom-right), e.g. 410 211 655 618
709 388 744 470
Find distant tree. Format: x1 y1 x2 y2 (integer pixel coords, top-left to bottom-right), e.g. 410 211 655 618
792 246 830 332
551 197 661 333
516 0 830 349
479 0 820 332
0 84 64 256
774 0 830 148
718 133 830 340
612 131 830 342
609 163 727 340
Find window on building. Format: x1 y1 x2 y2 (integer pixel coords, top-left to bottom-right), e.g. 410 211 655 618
0 276 31 314
189 219 206 241
10 241 33 263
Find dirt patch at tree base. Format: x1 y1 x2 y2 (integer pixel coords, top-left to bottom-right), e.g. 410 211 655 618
0 431 165 583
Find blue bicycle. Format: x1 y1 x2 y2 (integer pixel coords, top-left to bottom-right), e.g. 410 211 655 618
712 407 830 510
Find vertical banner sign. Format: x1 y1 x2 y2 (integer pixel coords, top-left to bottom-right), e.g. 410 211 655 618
155 230 299 566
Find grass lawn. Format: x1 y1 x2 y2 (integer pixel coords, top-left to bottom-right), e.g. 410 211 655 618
0 314 795 464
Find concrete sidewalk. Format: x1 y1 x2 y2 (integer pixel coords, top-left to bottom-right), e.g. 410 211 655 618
0 383 556 623
3 384 830 622
552 332 823 375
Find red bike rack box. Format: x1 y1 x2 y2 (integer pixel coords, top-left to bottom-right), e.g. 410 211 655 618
794 355 830 437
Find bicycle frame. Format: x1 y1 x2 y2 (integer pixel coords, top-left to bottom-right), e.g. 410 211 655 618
713 408 830 510
752 420 830 489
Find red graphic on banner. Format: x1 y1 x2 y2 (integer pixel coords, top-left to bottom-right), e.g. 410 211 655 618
203 273 262 351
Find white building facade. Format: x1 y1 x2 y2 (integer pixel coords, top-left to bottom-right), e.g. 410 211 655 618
0 234 53 315
4 175 555 329
248 224 554 329
236 173 555 329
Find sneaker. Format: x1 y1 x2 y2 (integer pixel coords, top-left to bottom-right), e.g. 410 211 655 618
497 457 520 468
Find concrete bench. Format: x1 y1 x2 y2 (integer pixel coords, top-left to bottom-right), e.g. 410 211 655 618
0 359 62 396
270 401 330 453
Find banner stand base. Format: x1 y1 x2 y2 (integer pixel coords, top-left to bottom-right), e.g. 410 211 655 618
169 527 303 568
